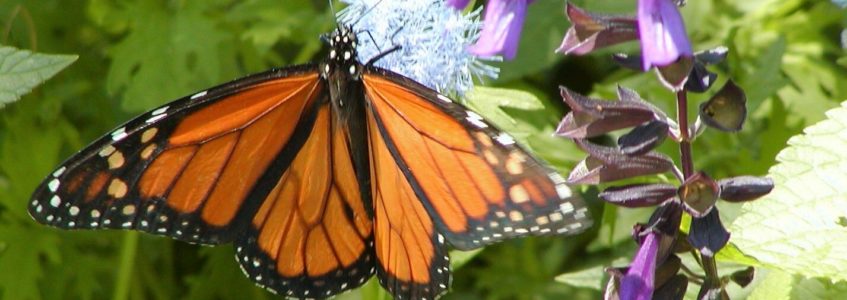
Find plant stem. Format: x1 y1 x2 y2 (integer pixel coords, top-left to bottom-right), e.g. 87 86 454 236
113 231 138 300
676 90 694 178
676 90 721 290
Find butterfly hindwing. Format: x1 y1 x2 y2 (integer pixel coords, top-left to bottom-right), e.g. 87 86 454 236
28 66 324 245
235 102 377 298
362 69 592 251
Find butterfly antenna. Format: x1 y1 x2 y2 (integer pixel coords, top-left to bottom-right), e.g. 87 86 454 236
365 45 401 67
364 20 406 66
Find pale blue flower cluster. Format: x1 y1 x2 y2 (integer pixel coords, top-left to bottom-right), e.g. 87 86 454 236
338 0 499 96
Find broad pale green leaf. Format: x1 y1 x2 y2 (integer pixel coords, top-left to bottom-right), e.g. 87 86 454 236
555 264 605 290
748 269 847 300
729 101 847 281
450 248 484 270
463 86 546 142
748 269 793 300
0 46 76 107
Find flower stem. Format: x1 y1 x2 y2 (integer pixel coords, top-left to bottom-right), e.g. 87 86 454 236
676 90 693 178
676 90 721 290
113 231 138 300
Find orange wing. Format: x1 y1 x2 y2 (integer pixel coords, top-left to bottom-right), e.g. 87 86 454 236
235 104 376 298
28 68 323 245
363 73 592 251
367 108 450 300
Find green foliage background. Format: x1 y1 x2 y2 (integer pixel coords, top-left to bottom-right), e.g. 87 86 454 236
0 0 845 299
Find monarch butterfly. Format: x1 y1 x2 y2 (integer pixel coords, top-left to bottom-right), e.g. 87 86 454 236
28 25 591 299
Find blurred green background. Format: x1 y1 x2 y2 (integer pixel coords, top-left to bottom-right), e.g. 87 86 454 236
0 0 845 299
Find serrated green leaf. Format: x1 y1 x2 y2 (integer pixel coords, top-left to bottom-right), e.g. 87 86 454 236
748 269 847 300
729 101 847 281
464 86 545 126
0 46 76 107
105 2 234 113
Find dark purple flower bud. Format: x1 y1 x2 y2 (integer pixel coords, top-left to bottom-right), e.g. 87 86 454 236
678 172 719 218
718 176 773 202
645 201 683 237
633 203 682 266
618 120 669 156
556 86 662 138
469 0 534 60
446 0 472 10
685 62 717 93
616 86 671 121
637 0 693 71
557 2 638 55
688 209 730 257
685 47 727 93
730 267 755 288
568 139 675 184
600 183 677 208
696 47 729 65
654 274 688 300
621 232 661 300
699 80 747 132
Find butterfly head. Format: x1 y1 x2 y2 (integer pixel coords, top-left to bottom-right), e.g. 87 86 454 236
322 25 360 80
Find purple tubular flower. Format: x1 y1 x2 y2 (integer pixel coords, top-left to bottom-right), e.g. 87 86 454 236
621 232 660 300
637 0 693 70
447 0 471 10
469 0 534 60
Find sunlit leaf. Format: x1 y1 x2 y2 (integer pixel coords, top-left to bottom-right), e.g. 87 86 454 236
729 101 847 281
0 46 76 107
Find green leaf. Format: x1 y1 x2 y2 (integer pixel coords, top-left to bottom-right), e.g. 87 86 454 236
105 2 235 112
554 264 607 291
728 101 847 281
748 269 847 300
463 86 545 124
0 46 76 107
450 248 484 270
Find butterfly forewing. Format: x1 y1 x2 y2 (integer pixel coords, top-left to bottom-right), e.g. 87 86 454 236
29 66 323 245
362 70 592 251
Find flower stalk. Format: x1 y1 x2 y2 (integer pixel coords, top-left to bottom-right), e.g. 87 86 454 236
557 1 773 298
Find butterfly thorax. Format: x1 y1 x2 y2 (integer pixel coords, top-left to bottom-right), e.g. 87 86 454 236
321 25 363 122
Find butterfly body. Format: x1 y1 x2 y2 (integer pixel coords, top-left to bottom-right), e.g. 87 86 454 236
29 25 591 299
